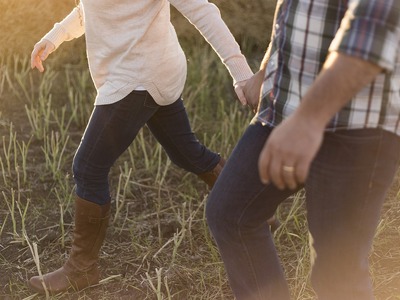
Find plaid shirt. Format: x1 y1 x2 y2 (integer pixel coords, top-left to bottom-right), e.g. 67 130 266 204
256 0 400 135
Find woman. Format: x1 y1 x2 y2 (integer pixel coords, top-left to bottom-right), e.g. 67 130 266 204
28 0 255 294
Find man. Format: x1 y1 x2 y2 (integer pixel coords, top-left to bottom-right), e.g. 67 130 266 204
206 0 400 299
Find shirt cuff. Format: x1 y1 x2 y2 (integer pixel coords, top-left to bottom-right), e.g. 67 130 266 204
329 18 399 71
41 24 69 50
225 55 254 84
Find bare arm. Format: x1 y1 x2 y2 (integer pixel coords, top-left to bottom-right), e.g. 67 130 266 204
258 51 383 190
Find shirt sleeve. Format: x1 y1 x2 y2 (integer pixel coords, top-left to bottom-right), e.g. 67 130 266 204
169 0 253 84
41 3 85 50
329 0 400 71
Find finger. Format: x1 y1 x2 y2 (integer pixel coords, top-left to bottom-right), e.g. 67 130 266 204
31 49 40 69
234 87 247 106
238 95 247 106
31 57 36 69
269 157 285 190
31 44 44 69
294 158 310 184
34 56 44 72
282 164 298 190
258 143 272 185
252 102 259 113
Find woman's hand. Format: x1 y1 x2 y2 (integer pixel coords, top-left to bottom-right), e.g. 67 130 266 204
31 40 55 72
234 80 249 106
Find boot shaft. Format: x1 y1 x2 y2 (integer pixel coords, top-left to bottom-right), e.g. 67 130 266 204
197 157 226 188
66 197 110 272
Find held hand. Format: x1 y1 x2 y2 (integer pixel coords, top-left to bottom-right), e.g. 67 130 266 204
243 69 264 112
234 80 248 106
258 115 324 190
31 40 55 72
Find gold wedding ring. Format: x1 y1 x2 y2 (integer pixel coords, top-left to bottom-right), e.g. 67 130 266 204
282 165 295 173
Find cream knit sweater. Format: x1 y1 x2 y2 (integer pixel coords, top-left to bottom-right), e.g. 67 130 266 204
42 0 253 106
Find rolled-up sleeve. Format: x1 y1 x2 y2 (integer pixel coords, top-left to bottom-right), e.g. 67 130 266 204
329 0 400 70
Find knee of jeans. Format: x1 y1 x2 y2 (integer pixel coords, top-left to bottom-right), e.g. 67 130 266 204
72 156 113 204
72 159 85 189
206 194 238 239
72 156 107 188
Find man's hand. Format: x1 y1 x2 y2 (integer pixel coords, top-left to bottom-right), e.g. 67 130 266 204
31 40 55 72
257 52 382 190
258 114 324 190
243 69 264 111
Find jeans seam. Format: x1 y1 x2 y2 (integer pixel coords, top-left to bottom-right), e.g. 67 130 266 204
360 129 383 218
358 129 400 298
237 186 269 300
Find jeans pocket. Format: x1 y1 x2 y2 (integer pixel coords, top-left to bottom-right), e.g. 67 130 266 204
332 128 383 142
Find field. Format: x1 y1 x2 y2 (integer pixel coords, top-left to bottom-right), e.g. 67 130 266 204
1 1 400 299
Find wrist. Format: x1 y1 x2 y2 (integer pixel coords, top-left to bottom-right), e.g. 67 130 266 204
292 106 330 132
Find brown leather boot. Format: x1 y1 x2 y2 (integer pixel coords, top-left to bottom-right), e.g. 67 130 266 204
29 196 110 294
197 156 226 189
197 157 280 232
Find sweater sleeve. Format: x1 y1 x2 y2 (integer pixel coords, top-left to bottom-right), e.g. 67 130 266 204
169 0 253 84
41 3 85 50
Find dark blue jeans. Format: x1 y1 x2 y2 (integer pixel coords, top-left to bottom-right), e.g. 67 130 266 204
206 122 400 300
73 90 219 204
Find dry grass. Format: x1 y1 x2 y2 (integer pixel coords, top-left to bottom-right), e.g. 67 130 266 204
0 1 400 299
